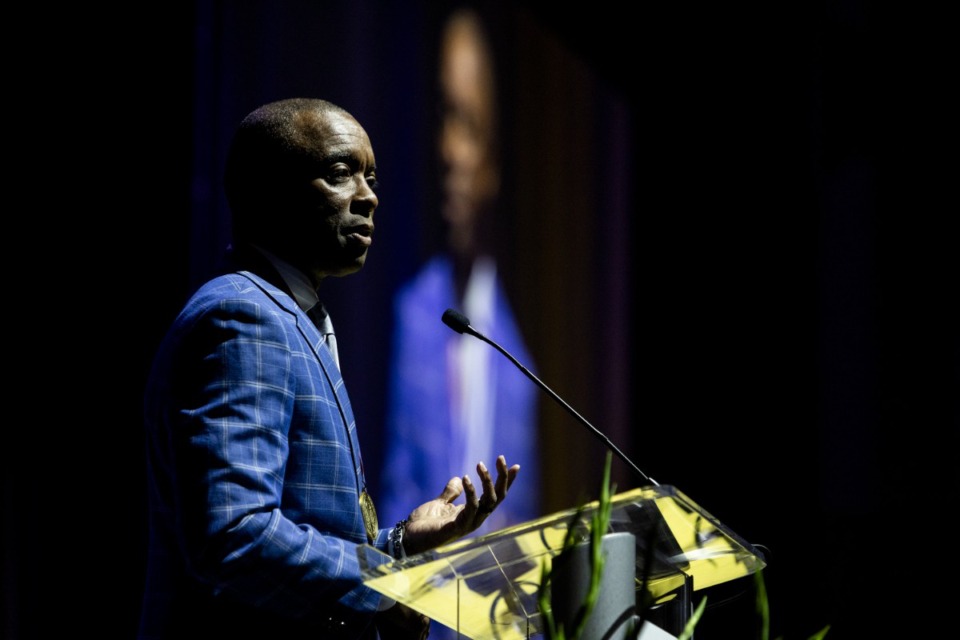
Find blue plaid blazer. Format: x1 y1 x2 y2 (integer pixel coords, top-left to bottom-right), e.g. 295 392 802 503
140 270 390 639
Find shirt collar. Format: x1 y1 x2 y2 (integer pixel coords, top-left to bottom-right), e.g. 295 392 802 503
251 245 319 314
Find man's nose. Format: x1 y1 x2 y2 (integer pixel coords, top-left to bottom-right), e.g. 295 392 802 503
354 178 378 217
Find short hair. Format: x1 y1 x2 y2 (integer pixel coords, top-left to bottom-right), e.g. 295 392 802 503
224 98 351 245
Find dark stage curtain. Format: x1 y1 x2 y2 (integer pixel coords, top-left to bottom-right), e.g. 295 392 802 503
6 2 952 640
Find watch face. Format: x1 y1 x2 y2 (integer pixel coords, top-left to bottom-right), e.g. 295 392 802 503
360 488 379 544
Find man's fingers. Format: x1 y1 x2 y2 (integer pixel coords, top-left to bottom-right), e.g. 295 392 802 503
439 476 464 502
462 474 479 505
508 464 519 487
493 458 509 495
493 456 519 498
477 461 497 495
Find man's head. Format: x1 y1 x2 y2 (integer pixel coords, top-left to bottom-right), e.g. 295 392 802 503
225 98 379 284
438 9 499 260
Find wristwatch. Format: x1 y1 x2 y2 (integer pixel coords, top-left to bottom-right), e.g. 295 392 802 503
389 519 408 560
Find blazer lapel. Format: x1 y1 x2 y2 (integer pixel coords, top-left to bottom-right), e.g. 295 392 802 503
236 270 367 490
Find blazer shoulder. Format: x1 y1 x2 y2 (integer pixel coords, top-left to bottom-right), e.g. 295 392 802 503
185 271 292 311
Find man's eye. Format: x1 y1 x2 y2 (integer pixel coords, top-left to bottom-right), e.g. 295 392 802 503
327 165 351 182
367 175 380 191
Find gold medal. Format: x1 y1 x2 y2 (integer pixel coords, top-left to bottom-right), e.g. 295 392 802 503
359 488 378 544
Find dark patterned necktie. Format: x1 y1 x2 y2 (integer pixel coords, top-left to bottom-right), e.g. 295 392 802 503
307 302 339 368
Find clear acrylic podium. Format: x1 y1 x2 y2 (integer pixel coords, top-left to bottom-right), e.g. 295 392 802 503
358 485 766 639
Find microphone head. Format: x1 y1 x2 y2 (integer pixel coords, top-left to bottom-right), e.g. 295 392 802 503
441 308 471 334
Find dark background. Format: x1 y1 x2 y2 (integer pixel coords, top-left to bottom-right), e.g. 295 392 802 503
5 1 954 638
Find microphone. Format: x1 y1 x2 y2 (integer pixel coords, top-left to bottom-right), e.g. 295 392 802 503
441 308 658 486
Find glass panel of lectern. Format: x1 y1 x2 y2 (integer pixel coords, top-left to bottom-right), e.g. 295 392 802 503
358 485 766 640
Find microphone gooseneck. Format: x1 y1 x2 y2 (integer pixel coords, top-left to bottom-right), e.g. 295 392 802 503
441 308 658 486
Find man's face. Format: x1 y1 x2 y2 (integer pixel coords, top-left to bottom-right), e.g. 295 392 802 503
288 110 379 282
439 20 498 257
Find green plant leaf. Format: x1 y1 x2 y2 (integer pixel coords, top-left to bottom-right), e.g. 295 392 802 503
756 568 770 640
676 596 707 640
808 625 831 639
539 452 615 640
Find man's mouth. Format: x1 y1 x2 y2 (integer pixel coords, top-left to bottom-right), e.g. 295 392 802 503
345 230 372 248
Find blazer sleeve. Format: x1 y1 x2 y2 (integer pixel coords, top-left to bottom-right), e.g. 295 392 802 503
148 285 390 625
